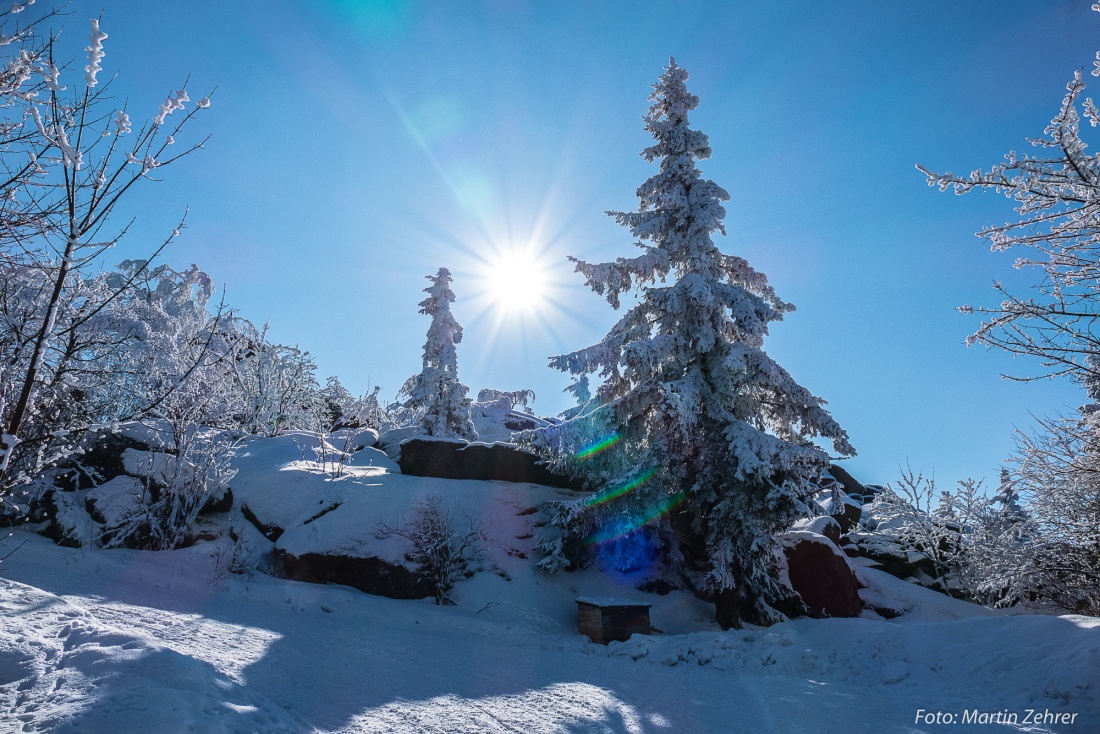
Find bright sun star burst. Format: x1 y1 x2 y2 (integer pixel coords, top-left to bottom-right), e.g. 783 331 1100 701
481 247 548 317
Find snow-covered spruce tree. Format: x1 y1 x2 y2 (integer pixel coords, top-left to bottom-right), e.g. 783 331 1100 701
399 268 477 440
518 59 853 628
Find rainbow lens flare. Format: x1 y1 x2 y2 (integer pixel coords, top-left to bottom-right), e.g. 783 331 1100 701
583 468 656 508
576 432 621 460
586 491 688 546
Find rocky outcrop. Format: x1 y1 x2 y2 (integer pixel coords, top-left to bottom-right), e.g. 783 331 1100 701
398 437 581 489
792 516 843 547
278 550 431 599
781 531 864 618
826 464 870 503
854 539 941 588
200 486 233 514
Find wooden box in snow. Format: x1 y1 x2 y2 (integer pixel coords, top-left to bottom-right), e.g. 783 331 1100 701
576 597 652 644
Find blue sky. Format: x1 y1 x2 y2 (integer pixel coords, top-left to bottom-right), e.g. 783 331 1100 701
64 1 1099 486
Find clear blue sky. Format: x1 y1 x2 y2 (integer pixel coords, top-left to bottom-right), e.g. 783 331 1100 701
63 1 1099 486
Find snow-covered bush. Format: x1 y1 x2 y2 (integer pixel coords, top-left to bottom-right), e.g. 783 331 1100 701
1006 416 1100 615
398 268 478 440
518 59 853 627
375 494 488 605
864 469 976 595
857 466 1095 613
318 376 356 429
333 385 395 432
228 321 321 437
102 422 236 551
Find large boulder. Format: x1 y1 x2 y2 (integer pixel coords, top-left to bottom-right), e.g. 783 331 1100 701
278 550 431 599
36 490 96 548
85 475 146 527
781 530 864 618
398 437 581 489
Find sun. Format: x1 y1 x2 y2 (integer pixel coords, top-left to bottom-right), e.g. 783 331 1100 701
480 248 549 317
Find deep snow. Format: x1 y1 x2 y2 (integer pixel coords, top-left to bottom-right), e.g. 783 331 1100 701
0 433 1097 733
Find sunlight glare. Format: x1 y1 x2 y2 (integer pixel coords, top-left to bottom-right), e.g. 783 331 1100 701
483 248 548 317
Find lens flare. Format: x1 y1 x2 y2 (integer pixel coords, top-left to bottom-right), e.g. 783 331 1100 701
583 468 655 508
576 432 621 460
586 491 687 546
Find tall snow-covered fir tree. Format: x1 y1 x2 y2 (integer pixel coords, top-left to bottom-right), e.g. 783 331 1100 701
400 268 478 441
519 59 854 627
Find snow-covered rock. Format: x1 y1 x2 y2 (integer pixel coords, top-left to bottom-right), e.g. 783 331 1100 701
398 437 580 488
52 424 162 491
376 426 419 459
85 475 145 528
329 426 379 450
817 489 862 533
780 530 863 618
791 515 843 547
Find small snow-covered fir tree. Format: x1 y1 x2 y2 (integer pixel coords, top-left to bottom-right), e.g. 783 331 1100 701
400 268 478 440
519 59 854 627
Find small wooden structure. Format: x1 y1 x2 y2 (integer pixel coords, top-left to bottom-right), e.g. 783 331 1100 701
576 597 652 644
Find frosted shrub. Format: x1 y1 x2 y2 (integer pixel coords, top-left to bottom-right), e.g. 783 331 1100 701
376 494 488 605
103 422 236 550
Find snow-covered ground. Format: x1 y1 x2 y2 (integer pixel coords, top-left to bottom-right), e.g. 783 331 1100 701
1 435 1097 733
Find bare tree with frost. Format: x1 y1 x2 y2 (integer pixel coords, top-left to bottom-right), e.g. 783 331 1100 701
0 11 212 498
519 59 853 627
917 7 1100 614
918 68 1100 389
375 494 488 605
399 268 477 440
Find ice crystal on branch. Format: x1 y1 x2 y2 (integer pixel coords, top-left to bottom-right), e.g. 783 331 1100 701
519 59 853 628
83 19 106 88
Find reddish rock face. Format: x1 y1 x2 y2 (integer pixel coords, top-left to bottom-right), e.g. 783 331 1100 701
397 438 582 489
279 550 432 600
783 533 864 618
